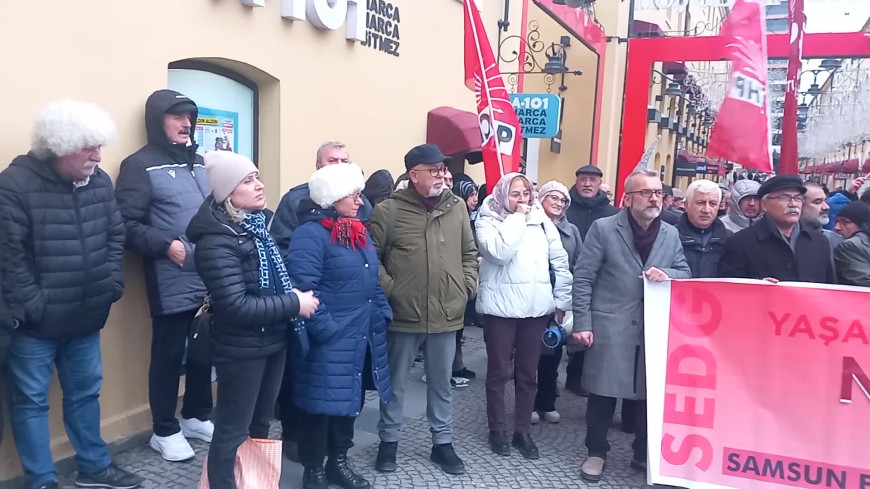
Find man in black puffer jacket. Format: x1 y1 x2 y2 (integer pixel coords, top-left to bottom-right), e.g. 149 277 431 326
115 89 213 462
565 165 619 240
562 164 618 399
0 101 141 489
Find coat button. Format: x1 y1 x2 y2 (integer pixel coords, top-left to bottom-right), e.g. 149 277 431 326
365 263 369 268
368 299 372 303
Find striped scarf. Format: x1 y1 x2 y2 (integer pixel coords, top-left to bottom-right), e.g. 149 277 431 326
238 212 293 295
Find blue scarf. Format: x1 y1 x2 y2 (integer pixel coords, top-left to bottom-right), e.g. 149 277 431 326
238 212 293 296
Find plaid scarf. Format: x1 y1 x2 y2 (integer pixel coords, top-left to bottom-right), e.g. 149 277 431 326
238 212 293 295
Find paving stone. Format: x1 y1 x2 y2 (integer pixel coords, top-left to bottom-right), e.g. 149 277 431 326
56 326 657 488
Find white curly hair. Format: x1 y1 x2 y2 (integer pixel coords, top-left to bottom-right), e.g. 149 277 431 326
31 101 116 159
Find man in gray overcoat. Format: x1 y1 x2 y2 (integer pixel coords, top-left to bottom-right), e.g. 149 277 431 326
573 169 691 482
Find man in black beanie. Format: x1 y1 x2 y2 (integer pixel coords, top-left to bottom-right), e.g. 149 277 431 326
719 175 834 283
833 201 870 286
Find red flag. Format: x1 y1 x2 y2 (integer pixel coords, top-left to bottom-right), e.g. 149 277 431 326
463 0 523 189
779 0 806 175
706 0 772 172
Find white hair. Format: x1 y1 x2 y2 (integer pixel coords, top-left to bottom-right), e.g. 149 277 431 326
31 101 116 159
315 141 346 166
685 179 722 202
624 169 659 192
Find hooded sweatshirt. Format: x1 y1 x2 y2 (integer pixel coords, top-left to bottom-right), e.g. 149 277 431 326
720 179 761 233
115 89 211 317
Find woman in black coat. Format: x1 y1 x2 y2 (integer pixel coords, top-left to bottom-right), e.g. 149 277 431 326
187 151 319 489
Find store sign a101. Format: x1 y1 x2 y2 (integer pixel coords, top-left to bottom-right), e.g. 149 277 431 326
509 94 561 139
240 0 366 42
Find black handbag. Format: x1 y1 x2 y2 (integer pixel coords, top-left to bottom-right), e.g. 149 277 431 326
188 296 212 366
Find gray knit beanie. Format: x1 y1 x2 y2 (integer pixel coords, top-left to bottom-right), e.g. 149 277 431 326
205 151 258 203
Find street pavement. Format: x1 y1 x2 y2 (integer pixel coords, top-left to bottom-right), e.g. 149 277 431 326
56 326 653 488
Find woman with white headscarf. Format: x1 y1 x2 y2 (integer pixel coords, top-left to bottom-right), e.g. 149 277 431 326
475 173 572 460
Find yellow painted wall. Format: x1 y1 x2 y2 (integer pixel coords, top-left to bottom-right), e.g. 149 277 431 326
0 0 497 480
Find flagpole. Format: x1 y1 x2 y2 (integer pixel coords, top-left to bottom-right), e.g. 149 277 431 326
779 0 805 175
465 0 506 179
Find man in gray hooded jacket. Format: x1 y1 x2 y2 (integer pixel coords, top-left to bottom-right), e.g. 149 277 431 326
115 89 213 462
720 179 761 233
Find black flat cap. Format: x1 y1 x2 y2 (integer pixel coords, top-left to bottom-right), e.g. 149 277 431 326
165 100 197 115
757 174 806 199
405 144 450 171
662 184 673 197
575 164 603 177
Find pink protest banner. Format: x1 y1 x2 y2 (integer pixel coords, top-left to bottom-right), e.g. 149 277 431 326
644 279 870 489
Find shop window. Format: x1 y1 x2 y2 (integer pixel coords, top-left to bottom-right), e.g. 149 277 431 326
168 61 258 163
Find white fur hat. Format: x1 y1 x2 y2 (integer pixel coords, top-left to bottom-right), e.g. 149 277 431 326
31 101 116 159
309 163 365 208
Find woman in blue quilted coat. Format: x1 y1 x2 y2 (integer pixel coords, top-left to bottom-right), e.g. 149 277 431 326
286 163 393 489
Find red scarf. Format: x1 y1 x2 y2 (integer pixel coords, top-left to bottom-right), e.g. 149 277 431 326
320 218 368 250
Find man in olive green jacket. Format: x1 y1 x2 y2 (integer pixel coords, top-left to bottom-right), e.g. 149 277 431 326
370 144 478 476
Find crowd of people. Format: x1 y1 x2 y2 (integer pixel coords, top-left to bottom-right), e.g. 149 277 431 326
1 93 869 489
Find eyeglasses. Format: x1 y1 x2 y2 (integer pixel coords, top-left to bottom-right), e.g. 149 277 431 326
626 189 664 199
413 166 448 177
766 193 806 203
545 194 568 205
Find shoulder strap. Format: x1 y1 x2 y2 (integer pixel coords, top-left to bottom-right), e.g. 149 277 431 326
383 199 398 266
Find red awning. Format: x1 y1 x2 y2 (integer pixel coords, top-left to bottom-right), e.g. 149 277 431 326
842 158 860 173
863 158 870 174
426 107 482 159
677 149 703 164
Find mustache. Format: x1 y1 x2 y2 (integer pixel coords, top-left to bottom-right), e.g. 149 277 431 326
179 128 191 135
785 208 800 215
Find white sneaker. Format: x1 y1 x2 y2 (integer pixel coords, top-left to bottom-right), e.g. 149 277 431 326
180 417 214 443
542 410 561 423
531 411 540 424
150 432 195 461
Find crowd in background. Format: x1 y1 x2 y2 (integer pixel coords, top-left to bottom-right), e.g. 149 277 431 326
1 93 869 489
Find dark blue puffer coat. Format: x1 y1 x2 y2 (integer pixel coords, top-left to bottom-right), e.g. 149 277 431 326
286 201 392 417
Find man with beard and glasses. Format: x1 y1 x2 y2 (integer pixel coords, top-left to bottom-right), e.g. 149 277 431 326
369 144 478 476
573 169 690 482
801 182 842 271
718 175 834 284
115 90 213 462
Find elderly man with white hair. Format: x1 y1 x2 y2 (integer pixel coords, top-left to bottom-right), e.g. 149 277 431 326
0 102 142 489
676 179 732 278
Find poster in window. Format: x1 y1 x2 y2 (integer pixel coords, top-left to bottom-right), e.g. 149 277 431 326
195 108 239 156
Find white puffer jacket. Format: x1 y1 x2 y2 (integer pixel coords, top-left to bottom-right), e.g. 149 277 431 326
475 196 572 319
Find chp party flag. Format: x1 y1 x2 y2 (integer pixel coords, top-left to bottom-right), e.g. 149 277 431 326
463 0 523 189
705 0 772 172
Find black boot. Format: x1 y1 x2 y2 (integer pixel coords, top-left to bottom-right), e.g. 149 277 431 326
375 441 398 472
430 443 465 475
302 465 329 489
326 453 370 489
511 432 540 460
488 431 510 456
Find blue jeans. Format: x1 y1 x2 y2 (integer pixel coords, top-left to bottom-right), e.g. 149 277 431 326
9 332 110 488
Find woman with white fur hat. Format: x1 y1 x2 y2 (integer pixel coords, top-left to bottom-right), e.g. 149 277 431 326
285 163 393 489
186 151 320 489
